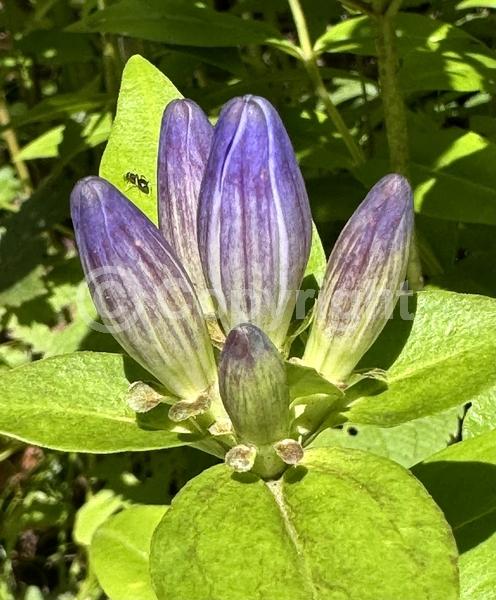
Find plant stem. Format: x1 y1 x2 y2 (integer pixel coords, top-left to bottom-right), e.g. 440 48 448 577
374 10 408 175
373 1 424 289
97 0 121 96
288 0 365 165
0 91 32 195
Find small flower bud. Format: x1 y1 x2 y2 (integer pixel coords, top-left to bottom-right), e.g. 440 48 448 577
157 99 214 316
219 324 290 446
198 95 312 347
302 174 414 384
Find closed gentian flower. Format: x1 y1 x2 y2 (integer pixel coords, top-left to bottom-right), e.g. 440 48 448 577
219 323 290 446
302 174 414 385
71 176 217 401
157 99 214 316
198 95 312 348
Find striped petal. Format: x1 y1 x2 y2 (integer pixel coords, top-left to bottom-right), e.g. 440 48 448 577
157 99 214 316
302 174 414 384
71 176 216 399
219 323 290 446
198 95 312 348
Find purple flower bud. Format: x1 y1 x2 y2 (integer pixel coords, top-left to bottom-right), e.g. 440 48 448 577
198 95 312 347
71 176 217 400
219 323 290 446
157 99 214 316
303 174 414 384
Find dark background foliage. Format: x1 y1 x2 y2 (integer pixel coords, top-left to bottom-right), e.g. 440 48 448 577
1 0 495 597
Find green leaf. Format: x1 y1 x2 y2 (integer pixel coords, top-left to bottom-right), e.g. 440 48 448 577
16 30 94 66
91 505 167 600
150 447 458 599
74 490 127 546
11 89 108 127
348 290 496 426
311 407 461 468
457 0 496 8
0 265 47 308
286 361 343 401
463 387 496 438
355 126 496 226
303 222 327 286
317 13 496 93
0 352 195 452
17 113 112 161
413 431 496 600
399 50 496 93
16 125 65 160
315 13 490 57
99 55 181 223
68 0 280 47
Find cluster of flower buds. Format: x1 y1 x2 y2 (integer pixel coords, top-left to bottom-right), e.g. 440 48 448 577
71 92 414 479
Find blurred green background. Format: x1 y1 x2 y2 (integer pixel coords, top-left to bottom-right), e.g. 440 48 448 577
1 0 496 597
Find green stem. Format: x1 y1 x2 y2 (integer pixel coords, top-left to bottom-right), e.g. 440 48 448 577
97 0 121 96
288 0 365 166
0 91 32 195
373 1 424 289
374 10 408 175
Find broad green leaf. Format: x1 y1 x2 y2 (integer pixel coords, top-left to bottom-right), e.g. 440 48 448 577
0 265 47 308
457 0 496 8
355 127 496 226
150 447 458 600
315 13 490 57
16 125 65 160
413 431 496 600
4 279 119 358
317 14 496 93
462 387 496 438
91 505 167 600
99 55 182 222
424 219 496 298
311 406 461 468
399 50 496 93
68 0 280 47
73 490 127 546
17 113 112 161
0 352 195 452
348 290 496 426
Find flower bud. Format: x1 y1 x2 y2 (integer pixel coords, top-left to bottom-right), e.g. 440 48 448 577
303 174 414 384
157 99 214 317
71 176 217 400
219 323 290 446
198 95 312 347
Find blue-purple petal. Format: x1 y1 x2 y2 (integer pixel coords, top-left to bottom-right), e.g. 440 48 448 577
157 99 214 316
219 323 289 445
198 95 312 347
71 176 216 399
303 173 414 384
